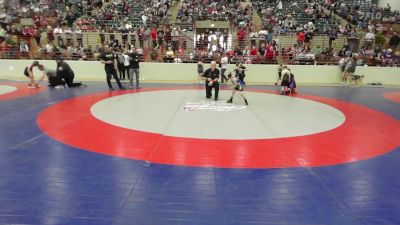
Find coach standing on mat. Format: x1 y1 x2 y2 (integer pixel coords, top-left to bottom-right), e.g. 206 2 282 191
128 47 141 89
203 61 220 101
100 45 124 90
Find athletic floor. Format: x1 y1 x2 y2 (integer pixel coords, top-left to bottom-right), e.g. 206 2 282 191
1 80 400 225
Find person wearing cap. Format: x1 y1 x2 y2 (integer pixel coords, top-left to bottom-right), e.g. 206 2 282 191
23 61 44 88
202 61 220 101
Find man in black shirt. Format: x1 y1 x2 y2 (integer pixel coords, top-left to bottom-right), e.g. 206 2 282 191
128 47 141 88
100 45 124 90
55 58 86 87
202 61 220 101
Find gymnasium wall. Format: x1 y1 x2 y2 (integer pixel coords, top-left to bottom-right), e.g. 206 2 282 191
0 60 399 85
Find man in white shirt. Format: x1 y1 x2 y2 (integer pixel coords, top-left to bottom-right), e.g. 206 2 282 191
220 53 229 83
141 14 148 27
53 25 63 46
74 27 83 47
365 31 375 47
45 42 54 53
208 31 217 50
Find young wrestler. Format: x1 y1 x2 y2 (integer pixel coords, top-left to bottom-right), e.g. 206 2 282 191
226 72 249 105
288 71 297 94
38 65 65 88
280 66 291 94
23 61 45 88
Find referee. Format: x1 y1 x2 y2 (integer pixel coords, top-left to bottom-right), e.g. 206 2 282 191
100 45 124 90
56 58 86 87
202 61 220 101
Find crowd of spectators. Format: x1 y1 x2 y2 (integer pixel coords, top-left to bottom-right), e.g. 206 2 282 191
0 0 175 60
327 0 400 28
176 0 253 28
252 0 337 35
0 0 400 67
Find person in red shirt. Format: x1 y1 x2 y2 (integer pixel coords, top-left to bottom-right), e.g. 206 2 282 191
249 46 259 64
22 26 33 37
151 28 157 48
265 43 275 61
237 29 245 49
249 46 258 56
297 30 305 46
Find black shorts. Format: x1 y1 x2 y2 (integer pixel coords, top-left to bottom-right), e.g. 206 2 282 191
281 80 289 87
23 67 29 77
234 85 243 91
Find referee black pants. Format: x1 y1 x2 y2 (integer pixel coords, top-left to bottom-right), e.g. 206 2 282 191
205 82 219 100
105 68 123 89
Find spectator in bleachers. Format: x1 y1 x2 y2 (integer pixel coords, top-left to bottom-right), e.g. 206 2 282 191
297 29 305 46
389 32 400 51
74 27 83 47
150 47 158 62
165 46 175 62
237 28 246 49
53 25 63 46
1 0 399 68
19 40 29 58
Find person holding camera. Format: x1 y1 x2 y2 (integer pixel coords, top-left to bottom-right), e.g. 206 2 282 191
202 61 220 101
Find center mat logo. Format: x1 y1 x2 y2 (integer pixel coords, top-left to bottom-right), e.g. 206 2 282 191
182 101 246 112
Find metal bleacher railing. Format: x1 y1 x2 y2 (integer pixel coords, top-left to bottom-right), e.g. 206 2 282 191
0 32 358 65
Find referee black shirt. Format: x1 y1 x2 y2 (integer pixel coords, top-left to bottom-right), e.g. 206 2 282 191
203 67 220 82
